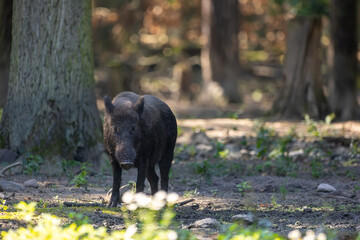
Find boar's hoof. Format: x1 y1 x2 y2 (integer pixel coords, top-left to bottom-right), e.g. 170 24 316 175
120 163 133 170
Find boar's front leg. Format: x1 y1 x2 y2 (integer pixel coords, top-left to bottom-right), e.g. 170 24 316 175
136 160 148 193
108 158 122 207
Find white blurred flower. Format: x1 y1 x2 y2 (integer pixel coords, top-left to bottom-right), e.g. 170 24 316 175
135 192 152 208
317 233 327 240
126 203 138 211
166 192 179 204
124 224 137 239
122 191 135 204
154 190 167 201
150 199 166 210
288 230 302 240
304 230 316 240
167 230 178 240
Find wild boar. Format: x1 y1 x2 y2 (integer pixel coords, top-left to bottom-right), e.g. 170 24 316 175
103 91 177 207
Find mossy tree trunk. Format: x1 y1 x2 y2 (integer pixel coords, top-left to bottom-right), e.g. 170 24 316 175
273 17 328 119
0 0 103 163
0 0 12 107
329 0 359 120
200 0 241 103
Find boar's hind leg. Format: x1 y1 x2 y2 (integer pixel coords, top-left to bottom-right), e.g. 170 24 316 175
159 150 174 192
109 160 122 207
147 166 159 194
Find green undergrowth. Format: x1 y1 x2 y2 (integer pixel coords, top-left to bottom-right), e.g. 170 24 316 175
0 193 290 240
2 192 360 240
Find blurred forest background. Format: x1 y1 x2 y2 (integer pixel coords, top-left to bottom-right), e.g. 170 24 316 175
88 0 359 120
0 0 359 120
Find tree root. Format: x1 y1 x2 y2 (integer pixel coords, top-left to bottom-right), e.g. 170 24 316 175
0 161 22 177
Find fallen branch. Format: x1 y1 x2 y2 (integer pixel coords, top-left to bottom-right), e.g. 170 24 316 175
0 161 22 177
63 202 106 207
175 198 195 207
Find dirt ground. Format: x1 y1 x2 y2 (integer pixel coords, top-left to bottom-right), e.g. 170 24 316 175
1 117 360 239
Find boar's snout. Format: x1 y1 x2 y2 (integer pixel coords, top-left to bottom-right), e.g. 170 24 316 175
115 144 136 170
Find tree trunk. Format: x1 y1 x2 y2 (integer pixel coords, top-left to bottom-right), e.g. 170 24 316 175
0 0 102 166
0 0 12 107
329 0 359 120
273 17 328 119
200 0 241 104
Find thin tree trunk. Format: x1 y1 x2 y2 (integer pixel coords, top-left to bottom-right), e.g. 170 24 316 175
200 0 241 104
0 0 102 167
0 0 12 107
329 0 359 120
273 17 328 119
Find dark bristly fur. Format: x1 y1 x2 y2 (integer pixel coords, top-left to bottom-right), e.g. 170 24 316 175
103 91 177 207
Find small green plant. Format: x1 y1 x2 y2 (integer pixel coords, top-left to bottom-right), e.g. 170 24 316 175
236 181 252 196
210 189 218 196
304 114 320 137
350 140 360 156
22 154 44 175
279 180 288 200
183 188 199 198
70 163 88 190
61 158 80 177
271 194 279 208
353 185 360 193
310 159 322 179
345 170 356 180
67 212 89 226
38 198 48 208
213 141 229 159
325 113 336 125
304 113 336 138
0 199 8 211
255 126 276 159
239 137 248 147
191 159 212 183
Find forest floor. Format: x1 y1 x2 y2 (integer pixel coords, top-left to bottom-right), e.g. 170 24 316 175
1 117 360 239
1 76 360 239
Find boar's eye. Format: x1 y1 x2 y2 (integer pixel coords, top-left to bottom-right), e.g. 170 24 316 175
130 127 135 134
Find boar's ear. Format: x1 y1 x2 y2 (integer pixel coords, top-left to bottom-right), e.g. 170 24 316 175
104 96 114 114
134 96 145 115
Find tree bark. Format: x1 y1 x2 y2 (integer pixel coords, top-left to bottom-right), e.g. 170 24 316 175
0 0 102 165
273 17 328 119
0 0 12 107
329 0 359 120
200 0 241 104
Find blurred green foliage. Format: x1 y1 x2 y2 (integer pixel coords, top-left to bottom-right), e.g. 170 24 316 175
22 154 44 175
273 0 329 16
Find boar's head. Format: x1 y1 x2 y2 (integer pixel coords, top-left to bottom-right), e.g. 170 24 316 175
104 95 144 170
